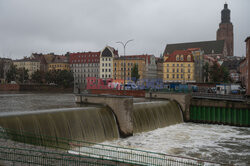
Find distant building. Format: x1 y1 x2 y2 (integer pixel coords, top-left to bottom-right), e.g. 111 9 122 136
125 54 157 79
69 51 100 90
163 50 195 83
13 58 40 78
164 40 227 60
239 58 247 88
30 53 59 72
113 57 146 82
155 57 164 80
245 37 250 96
48 56 70 71
99 46 118 80
221 56 244 83
0 58 12 82
217 3 234 57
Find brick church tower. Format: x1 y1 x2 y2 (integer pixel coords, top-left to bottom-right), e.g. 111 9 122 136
217 3 234 57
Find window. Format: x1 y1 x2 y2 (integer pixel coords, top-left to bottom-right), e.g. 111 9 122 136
180 55 184 61
167 69 169 72
109 69 111 72
181 74 183 78
102 74 104 78
176 55 180 61
172 69 175 72
115 63 116 66
177 69 179 73
188 69 190 73
177 64 179 67
188 74 190 79
109 63 111 67
172 64 175 67
187 55 191 61
105 69 107 72
167 64 169 67
188 64 191 67
172 74 175 78
102 63 104 67
105 63 107 67
167 74 169 78
102 69 104 72
177 74 179 78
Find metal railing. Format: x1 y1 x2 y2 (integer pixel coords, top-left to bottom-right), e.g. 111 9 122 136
0 127 222 166
192 92 245 101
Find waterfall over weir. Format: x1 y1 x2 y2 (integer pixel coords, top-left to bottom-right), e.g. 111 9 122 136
0 100 183 144
133 100 184 133
0 107 119 143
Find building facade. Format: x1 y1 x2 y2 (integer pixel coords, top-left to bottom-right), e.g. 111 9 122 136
155 57 164 80
125 54 157 79
13 58 40 78
164 40 227 60
100 46 118 80
48 56 70 71
69 52 100 90
245 37 250 95
239 58 247 88
113 57 145 82
217 3 234 57
163 50 195 83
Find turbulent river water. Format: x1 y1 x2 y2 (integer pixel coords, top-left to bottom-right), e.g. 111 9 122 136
0 92 249 165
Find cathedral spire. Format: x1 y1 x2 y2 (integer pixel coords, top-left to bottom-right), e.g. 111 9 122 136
221 3 231 23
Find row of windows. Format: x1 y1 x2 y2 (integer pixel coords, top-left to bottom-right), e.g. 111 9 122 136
75 54 99 58
102 74 111 78
50 65 68 68
175 55 191 61
166 64 191 67
102 58 112 61
102 69 111 72
114 67 134 71
166 74 191 79
114 62 138 66
166 69 191 73
71 63 99 67
73 69 99 72
74 74 99 78
101 63 111 67
72 59 99 63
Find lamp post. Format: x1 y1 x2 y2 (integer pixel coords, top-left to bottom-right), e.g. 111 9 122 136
116 39 133 90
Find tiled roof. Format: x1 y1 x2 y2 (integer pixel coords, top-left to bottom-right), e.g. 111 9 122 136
164 50 194 62
164 40 225 55
69 52 100 64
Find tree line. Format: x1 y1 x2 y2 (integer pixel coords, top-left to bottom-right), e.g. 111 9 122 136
6 65 74 88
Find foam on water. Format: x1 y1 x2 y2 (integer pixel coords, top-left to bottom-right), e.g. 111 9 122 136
103 123 250 165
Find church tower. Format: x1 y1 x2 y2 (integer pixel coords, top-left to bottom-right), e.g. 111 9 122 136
217 3 234 56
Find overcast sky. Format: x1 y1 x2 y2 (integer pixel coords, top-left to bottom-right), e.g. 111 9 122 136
0 0 249 59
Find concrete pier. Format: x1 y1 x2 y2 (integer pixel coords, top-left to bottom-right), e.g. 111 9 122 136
76 94 134 137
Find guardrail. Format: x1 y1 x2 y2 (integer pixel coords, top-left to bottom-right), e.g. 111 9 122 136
0 127 223 166
192 92 245 101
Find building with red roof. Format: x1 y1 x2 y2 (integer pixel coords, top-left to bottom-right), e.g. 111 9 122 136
163 50 195 83
69 51 100 90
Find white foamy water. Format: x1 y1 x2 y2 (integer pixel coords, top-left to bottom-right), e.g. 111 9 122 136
103 123 250 165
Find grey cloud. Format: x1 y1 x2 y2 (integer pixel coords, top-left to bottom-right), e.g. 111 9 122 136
0 0 249 59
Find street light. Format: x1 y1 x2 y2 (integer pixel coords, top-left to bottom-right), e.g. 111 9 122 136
116 39 133 90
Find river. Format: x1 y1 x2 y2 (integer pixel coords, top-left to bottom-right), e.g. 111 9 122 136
0 92 249 165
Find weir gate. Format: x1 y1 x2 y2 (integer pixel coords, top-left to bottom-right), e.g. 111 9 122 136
76 92 250 133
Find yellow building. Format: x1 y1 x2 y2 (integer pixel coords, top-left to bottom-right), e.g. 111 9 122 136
113 57 145 82
13 58 40 78
48 56 70 71
163 50 195 83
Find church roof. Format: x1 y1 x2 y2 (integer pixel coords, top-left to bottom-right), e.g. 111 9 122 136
163 40 225 55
